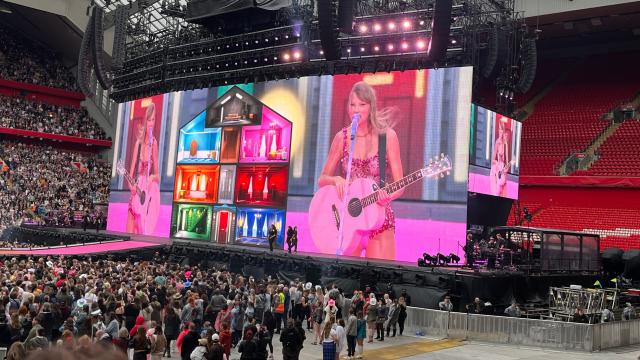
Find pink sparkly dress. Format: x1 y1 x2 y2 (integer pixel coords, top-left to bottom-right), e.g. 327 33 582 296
340 127 395 240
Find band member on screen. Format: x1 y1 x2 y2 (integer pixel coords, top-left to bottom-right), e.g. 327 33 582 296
126 103 160 234
490 118 511 197
318 81 404 259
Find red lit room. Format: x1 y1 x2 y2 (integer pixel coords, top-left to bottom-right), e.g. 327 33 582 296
174 165 220 203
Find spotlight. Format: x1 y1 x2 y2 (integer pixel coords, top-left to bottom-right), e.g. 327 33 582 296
451 39 457 44
373 23 382 32
360 47 366 52
419 20 425 26
373 45 380 52
359 24 368 33
283 53 291 61
402 20 412 29
293 51 301 60
416 40 426 50
319 50 324 55
388 22 396 30
347 48 352 53
275 36 279 41
387 44 394 51
401 42 409 50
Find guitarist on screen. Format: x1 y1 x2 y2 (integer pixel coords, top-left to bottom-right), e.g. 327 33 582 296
126 103 160 234
317 81 404 259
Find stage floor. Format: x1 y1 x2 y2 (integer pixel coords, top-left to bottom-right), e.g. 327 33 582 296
0 229 170 256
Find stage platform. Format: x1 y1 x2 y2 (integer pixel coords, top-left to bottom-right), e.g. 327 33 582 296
1 229 599 311
0 228 169 256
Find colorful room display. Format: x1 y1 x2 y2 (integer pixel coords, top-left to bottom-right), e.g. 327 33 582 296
174 165 220 203
206 87 262 127
220 127 241 163
213 205 236 244
171 86 292 247
235 164 288 208
239 107 292 163
236 207 285 246
171 204 213 240
177 111 221 164
217 165 236 204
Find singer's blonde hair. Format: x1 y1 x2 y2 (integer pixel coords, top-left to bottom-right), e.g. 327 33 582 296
349 81 396 133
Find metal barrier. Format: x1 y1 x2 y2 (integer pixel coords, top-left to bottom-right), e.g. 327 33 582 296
404 307 640 351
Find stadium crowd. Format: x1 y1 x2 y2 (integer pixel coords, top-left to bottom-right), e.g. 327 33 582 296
0 95 107 140
0 141 110 233
0 25 77 91
0 255 410 360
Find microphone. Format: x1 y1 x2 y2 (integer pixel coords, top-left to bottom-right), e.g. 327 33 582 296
350 113 360 141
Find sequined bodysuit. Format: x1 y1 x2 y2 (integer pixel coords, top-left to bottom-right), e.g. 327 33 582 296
340 127 395 240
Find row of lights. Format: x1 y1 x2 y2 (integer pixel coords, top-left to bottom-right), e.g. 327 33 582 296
356 19 425 34
344 39 429 55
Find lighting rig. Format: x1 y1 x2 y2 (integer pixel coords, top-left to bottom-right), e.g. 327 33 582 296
95 0 535 108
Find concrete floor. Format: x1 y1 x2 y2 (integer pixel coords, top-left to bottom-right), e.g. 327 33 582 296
179 330 640 360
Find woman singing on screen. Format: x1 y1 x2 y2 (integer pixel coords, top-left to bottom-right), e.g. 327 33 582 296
490 119 511 197
126 103 160 234
317 81 404 259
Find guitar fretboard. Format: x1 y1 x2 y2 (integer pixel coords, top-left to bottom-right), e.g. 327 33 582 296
360 169 425 207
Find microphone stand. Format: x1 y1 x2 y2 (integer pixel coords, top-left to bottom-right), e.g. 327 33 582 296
336 114 359 256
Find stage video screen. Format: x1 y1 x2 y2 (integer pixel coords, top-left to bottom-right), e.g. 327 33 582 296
468 104 521 200
107 67 473 263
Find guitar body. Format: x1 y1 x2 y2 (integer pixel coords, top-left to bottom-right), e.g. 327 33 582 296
309 178 385 256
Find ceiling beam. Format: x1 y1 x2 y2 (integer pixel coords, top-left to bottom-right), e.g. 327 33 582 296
102 0 162 29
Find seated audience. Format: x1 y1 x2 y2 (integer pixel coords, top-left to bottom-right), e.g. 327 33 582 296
0 141 110 233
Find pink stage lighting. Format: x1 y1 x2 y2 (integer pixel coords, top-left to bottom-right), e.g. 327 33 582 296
402 20 412 29
388 22 396 30
293 51 301 60
387 44 394 51
401 42 409 50
359 24 368 33
283 53 291 61
373 45 380 52
416 40 426 50
373 23 382 32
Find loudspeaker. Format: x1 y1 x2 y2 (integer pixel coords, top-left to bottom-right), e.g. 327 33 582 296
428 0 453 63
318 0 341 61
337 0 355 34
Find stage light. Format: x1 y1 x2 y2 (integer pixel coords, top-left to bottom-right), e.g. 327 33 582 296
285 35 289 39
402 20 412 29
388 22 396 30
373 45 380 52
387 44 394 51
293 51 301 60
319 50 324 55
419 20 425 26
275 36 279 41
451 39 457 44
401 42 409 50
416 40 426 50
283 53 291 61
373 23 382 32
359 24 368 33
347 48 351 53
360 47 366 52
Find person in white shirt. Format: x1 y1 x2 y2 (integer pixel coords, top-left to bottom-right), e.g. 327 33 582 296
334 319 347 359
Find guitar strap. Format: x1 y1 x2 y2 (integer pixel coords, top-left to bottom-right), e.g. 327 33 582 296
378 132 386 187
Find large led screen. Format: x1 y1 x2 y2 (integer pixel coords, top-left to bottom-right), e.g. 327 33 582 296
108 68 473 263
468 104 522 200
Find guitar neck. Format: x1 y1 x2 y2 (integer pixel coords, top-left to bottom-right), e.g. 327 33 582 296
119 168 140 193
360 169 425 208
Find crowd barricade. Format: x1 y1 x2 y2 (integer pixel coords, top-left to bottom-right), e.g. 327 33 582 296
405 306 640 351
